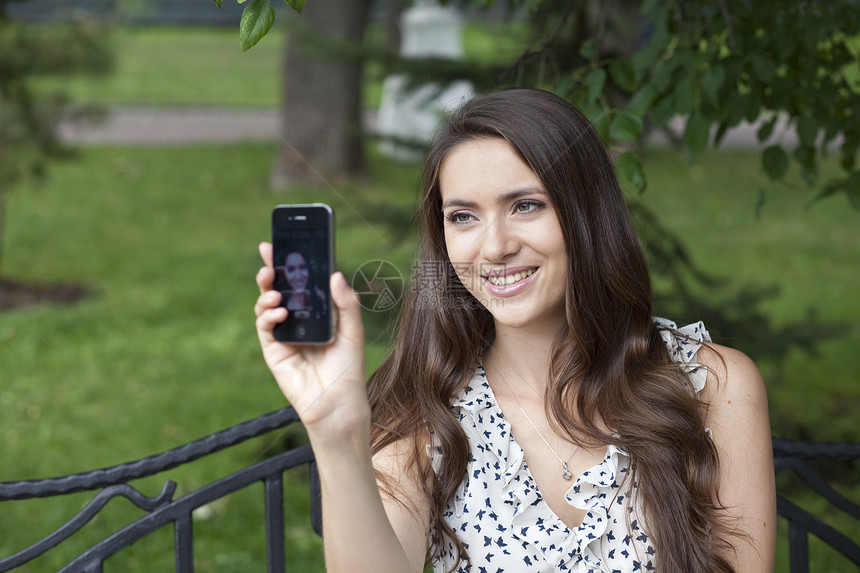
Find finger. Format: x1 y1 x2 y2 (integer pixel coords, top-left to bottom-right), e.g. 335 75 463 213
256 306 288 336
259 242 274 267
256 265 276 293
330 271 364 342
254 290 283 317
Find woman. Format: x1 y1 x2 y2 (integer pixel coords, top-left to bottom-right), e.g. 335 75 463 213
254 88 776 572
276 250 326 317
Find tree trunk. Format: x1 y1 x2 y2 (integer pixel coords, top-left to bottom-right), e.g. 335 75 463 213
269 0 371 188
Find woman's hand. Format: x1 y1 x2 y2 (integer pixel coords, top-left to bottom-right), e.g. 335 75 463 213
254 242 368 443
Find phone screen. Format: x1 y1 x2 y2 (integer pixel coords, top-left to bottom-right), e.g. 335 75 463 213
271 204 334 344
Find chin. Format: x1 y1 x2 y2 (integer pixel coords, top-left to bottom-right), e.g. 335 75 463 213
485 301 566 333
486 304 539 329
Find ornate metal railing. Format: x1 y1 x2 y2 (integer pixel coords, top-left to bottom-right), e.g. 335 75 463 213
772 438 860 573
1 410 858 572
0 407 320 573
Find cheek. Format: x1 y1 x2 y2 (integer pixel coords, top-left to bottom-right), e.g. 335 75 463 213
443 230 475 266
442 236 479 293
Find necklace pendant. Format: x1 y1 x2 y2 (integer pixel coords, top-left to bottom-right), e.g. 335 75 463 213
562 462 572 480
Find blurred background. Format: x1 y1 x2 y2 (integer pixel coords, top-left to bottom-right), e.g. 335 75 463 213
0 0 857 571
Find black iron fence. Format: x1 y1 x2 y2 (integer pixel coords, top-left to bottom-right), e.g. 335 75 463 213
1 409 858 572
772 439 860 572
0 407 320 573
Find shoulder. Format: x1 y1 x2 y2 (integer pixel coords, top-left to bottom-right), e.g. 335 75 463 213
696 342 767 410
372 430 433 508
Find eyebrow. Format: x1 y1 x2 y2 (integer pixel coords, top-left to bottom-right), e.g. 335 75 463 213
441 187 546 210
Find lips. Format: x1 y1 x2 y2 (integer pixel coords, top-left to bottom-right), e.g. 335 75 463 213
482 266 538 296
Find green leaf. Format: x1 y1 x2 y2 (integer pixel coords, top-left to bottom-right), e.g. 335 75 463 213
240 0 275 52
699 65 725 107
713 122 729 146
724 91 746 127
283 0 305 12
840 138 858 171
796 114 818 147
631 16 669 75
650 93 675 127
579 38 596 60
616 151 647 193
609 110 644 144
793 145 818 185
555 73 576 98
756 116 777 143
213 0 224 7
773 29 798 60
744 91 762 123
650 60 675 93
751 54 776 82
683 115 710 155
761 145 789 180
608 59 637 93
810 180 842 205
673 75 695 115
625 84 657 116
590 110 611 145
846 172 860 209
754 188 767 221
574 95 604 128
584 68 607 104
809 173 860 209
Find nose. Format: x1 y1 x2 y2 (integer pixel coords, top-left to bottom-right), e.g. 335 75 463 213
480 216 521 263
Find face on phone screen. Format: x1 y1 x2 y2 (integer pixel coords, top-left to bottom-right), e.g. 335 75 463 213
272 205 333 343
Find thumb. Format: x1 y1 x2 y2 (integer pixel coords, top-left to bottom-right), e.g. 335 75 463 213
330 272 364 342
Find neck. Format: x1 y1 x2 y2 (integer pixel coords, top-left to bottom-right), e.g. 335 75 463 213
487 322 560 396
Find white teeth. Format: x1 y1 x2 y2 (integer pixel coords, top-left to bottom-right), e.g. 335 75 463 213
487 268 535 286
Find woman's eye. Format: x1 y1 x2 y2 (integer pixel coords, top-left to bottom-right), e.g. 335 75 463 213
447 211 474 224
515 200 542 214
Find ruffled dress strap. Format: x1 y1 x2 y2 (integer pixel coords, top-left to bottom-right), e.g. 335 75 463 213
653 317 711 394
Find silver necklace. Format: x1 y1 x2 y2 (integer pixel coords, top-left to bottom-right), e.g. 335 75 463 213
488 356 575 480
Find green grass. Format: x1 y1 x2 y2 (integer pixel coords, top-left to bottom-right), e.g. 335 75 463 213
41 20 530 109
38 27 284 107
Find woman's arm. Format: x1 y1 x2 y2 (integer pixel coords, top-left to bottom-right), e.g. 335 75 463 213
699 344 777 572
254 242 429 573
319 434 431 573
312 423 431 573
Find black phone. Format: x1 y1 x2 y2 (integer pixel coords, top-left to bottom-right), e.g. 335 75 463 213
271 204 335 344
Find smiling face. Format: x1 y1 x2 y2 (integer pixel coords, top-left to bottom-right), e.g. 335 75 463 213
284 251 309 291
440 138 568 334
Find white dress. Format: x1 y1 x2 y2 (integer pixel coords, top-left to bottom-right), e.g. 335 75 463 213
429 320 711 573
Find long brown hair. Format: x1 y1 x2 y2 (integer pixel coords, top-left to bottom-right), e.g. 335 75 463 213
367 88 733 572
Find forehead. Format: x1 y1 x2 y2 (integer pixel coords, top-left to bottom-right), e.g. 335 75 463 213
438 138 542 201
285 253 306 264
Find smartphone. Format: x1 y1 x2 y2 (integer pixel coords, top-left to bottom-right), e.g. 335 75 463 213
271 204 335 344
